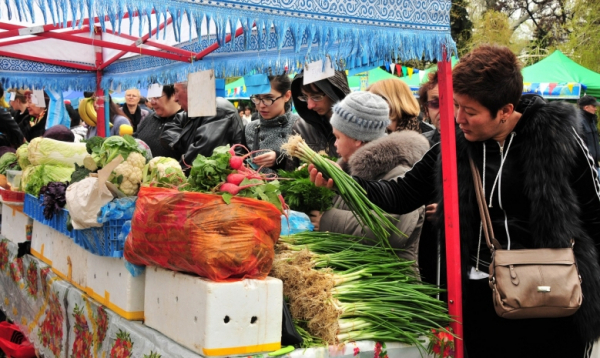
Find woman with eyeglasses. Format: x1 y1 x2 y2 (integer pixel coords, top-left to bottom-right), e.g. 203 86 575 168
244 74 298 172
135 85 181 159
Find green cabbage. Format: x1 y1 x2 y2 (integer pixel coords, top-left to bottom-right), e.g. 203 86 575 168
23 165 75 197
28 137 87 168
16 143 30 170
0 153 19 175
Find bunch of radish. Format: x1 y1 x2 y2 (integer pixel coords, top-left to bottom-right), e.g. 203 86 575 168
219 145 287 213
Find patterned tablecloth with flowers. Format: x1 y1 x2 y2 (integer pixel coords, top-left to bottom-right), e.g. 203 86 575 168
0 237 432 358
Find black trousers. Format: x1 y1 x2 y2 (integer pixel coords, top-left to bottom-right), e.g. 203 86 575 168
463 279 586 358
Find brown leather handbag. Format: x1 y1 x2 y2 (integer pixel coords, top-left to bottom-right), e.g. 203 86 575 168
470 158 583 319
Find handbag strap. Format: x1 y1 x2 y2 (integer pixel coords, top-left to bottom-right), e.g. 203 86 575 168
469 157 501 252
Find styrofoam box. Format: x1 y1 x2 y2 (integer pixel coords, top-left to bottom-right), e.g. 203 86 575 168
51 229 88 291
145 267 283 357
86 254 145 320
1 203 32 244
30 220 54 266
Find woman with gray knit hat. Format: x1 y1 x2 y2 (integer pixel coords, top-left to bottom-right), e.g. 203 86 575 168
310 91 430 267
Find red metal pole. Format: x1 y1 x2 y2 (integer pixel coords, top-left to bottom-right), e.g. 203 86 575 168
438 50 464 358
0 21 191 63
94 27 106 138
0 27 90 46
99 17 176 70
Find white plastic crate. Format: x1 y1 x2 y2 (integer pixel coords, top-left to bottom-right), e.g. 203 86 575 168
52 229 87 291
85 254 145 320
144 267 283 357
1 202 32 244
30 220 54 265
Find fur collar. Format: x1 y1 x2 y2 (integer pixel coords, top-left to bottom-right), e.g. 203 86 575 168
348 131 430 180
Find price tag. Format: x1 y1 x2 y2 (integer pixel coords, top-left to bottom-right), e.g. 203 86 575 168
147 84 164 99
303 58 335 85
33 89 46 107
188 70 217 118
9 92 15 101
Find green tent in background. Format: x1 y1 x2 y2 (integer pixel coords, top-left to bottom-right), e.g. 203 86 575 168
522 50 600 98
348 68 396 89
397 57 459 88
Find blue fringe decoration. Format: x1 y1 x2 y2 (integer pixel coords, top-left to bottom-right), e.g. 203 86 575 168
0 0 455 91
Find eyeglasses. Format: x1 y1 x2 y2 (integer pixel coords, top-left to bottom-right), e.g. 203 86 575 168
297 94 326 102
426 99 440 110
250 95 283 106
149 94 166 103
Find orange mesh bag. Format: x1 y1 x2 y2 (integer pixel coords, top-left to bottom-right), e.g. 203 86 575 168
124 186 281 281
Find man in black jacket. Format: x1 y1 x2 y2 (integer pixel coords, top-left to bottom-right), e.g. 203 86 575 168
578 95 600 170
160 82 244 168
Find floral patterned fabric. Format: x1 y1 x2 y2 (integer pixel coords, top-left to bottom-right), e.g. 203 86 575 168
0 238 430 358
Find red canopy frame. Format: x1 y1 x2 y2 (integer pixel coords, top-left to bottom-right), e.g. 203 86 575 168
439 53 464 358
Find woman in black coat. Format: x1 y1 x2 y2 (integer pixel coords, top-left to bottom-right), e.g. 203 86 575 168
310 45 600 358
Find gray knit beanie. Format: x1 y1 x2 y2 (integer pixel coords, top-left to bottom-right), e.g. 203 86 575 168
330 91 390 142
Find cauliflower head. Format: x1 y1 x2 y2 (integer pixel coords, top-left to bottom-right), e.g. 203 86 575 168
144 156 186 187
112 152 146 196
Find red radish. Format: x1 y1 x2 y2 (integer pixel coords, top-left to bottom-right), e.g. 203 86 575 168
227 173 246 185
229 148 272 170
219 182 266 195
229 156 244 170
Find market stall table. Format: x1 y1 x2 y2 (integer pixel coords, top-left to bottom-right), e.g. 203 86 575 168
0 237 433 358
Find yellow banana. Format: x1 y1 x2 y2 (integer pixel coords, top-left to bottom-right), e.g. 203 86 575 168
85 98 97 125
78 98 96 127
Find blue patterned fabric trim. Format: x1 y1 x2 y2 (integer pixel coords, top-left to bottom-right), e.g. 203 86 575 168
0 71 97 91
1 0 455 91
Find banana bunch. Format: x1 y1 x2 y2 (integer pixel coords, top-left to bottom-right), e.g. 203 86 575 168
78 97 97 126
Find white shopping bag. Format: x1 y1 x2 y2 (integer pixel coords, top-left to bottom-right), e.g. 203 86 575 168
66 156 122 229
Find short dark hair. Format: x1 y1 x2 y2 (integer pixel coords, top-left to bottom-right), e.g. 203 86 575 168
269 74 292 111
301 83 324 95
418 71 439 108
452 45 523 116
162 85 176 99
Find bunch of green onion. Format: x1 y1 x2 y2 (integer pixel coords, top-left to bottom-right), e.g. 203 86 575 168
273 232 451 350
281 135 403 248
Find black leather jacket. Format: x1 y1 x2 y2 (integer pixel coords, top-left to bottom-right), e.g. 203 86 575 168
160 97 245 167
0 108 25 148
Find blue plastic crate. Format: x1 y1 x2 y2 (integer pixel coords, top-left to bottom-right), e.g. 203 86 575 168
74 219 127 257
23 194 38 219
105 219 127 257
74 226 105 254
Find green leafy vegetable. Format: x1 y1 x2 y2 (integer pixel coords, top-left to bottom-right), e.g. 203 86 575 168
70 163 92 184
0 153 19 175
98 135 146 167
27 137 88 167
22 165 74 197
187 146 232 191
278 166 336 214
16 143 30 170
85 136 105 155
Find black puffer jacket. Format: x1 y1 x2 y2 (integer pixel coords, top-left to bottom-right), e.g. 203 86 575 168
0 107 24 149
290 71 351 157
160 97 245 167
355 95 600 346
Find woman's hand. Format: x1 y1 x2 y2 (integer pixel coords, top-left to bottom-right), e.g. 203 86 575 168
253 151 277 168
308 164 335 189
309 210 323 231
426 203 438 222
